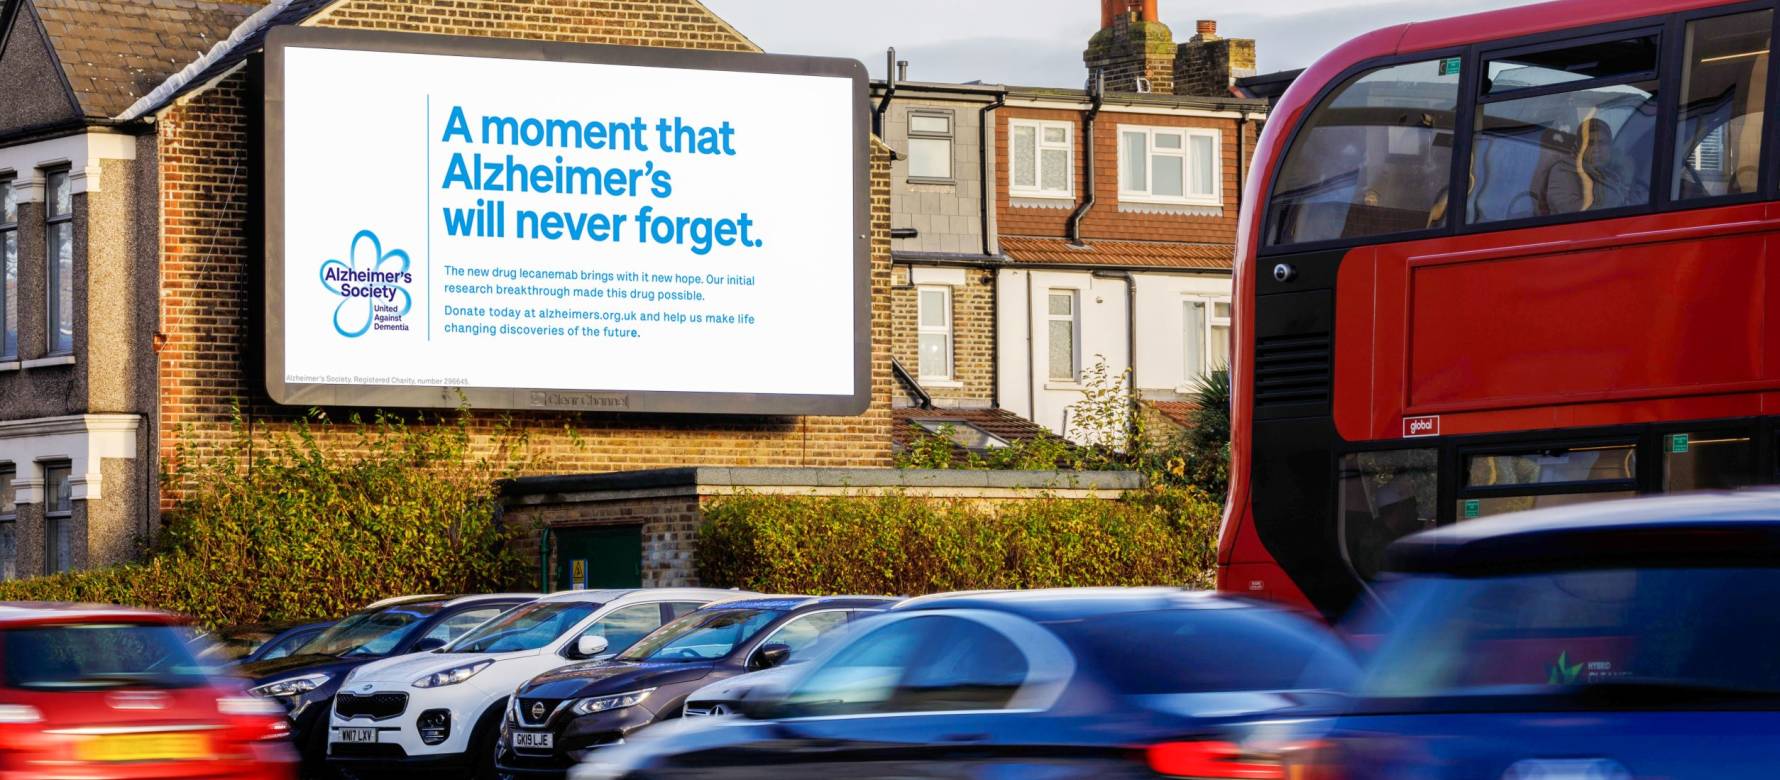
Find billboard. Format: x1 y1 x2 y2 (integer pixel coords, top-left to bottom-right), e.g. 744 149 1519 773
263 27 870 415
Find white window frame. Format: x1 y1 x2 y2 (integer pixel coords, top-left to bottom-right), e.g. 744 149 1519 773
915 285 954 381
1118 126 1221 206
906 109 956 183
43 168 73 357
42 461 71 575
0 175 15 361
1047 289 1080 382
1183 295 1232 383
1009 119 1075 199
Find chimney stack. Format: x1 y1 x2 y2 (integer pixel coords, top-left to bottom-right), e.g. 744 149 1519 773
1175 18 1256 97
1085 0 1175 94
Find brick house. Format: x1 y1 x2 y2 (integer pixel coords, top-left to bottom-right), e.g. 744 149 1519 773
878 0 1267 448
0 0 895 580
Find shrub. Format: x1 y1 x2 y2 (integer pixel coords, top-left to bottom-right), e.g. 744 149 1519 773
694 486 1220 595
0 409 538 629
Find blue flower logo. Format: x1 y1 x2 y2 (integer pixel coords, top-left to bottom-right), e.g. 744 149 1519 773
320 230 412 339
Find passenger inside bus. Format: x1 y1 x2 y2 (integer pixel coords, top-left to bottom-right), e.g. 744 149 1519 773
1543 117 1638 213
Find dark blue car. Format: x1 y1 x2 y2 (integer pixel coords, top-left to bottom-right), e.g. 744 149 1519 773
1297 492 1780 778
573 588 1358 780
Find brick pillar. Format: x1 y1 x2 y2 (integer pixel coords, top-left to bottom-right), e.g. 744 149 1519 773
1174 20 1257 98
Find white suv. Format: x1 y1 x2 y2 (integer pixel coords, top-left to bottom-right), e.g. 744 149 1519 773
325 588 747 778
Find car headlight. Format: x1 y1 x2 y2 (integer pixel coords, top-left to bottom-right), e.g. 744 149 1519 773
569 688 655 716
250 673 331 699
413 660 494 689
218 696 287 716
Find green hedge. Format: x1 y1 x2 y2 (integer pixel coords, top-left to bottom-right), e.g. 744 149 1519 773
0 411 535 629
695 485 1221 595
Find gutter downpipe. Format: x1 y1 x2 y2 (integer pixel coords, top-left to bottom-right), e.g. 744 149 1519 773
872 48 897 138
1066 70 1105 247
979 91 1005 257
981 90 1005 407
1235 111 1250 212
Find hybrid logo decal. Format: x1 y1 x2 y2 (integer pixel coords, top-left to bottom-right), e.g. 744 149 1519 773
321 230 414 337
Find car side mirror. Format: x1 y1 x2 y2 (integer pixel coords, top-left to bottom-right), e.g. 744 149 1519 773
410 637 448 653
753 643 792 670
571 635 609 659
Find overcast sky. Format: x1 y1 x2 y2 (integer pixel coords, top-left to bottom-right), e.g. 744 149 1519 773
701 0 1527 87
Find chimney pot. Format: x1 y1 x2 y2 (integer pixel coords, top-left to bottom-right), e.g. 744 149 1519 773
1196 19 1218 37
896 60 909 82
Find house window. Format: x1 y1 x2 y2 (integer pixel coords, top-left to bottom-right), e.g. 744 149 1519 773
0 177 15 359
1047 290 1079 381
916 286 953 380
44 463 71 574
1184 298 1233 379
44 170 72 356
907 111 954 181
0 467 14 581
1120 127 1220 205
1011 120 1073 198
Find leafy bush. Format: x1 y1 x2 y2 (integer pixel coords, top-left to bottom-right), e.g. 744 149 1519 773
0 410 537 629
1179 368 1232 501
695 486 1221 595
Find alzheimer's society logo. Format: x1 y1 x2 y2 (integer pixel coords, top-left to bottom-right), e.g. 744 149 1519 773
319 230 414 338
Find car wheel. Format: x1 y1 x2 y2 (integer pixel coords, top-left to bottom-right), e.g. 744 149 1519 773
469 702 507 780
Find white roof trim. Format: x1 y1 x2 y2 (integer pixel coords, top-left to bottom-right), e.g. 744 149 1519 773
114 0 307 122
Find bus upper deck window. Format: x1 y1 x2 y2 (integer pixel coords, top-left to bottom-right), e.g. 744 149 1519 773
1470 35 1660 224
1265 60 1460 247
1674 10 1772 202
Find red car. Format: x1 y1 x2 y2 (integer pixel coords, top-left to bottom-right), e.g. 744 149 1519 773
0 603 297 780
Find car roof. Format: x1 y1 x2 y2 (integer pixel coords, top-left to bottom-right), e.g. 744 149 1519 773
443 593 539 608
1385 491 1780 576
0 603 184 627
363 594 447 610
702 595 900 612
534 588 754 605
892 587 1255 620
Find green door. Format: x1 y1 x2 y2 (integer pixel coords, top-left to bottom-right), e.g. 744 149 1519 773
554 525 644 590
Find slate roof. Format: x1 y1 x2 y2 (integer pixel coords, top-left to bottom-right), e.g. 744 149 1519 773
999 236 1233 271
28 0 263 118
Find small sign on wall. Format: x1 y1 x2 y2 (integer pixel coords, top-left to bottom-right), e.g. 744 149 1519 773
571 559 588 590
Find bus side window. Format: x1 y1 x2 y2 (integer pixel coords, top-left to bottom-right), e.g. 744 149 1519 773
1470 34 1660 224
1338 449 1438 581
1664 431 1756 492
1673 10 1772 202
1265 60 1460 247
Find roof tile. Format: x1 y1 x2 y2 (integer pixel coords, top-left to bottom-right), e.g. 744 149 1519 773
31 0 263 118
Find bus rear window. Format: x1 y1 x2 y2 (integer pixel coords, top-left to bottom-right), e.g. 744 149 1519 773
1266 59 1459 247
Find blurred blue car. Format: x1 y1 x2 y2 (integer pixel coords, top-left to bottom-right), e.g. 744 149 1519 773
1298 492 1780 778
573 588 1358 780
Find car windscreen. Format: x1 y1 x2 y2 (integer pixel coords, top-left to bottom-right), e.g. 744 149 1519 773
3 623 214 690
303 603 444 658
619 609 784 662
1052 608 1360 695
447 601 598 654
1356 568 1780 706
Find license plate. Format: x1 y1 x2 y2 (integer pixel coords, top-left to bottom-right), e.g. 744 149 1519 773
75 732 211 763
513 731 554 750
336 728 379 744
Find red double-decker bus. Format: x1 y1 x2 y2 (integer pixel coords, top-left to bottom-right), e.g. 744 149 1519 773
1220 0 1780 616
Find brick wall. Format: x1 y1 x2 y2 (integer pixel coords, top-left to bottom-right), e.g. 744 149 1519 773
996 105 1256 244
890 264 995 406
1175 36 1257 99
156 0 894 508
1083 18 1175 95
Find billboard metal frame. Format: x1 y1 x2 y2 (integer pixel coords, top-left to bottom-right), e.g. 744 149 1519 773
262 26 872 416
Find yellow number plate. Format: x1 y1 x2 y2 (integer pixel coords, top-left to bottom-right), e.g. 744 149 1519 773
74 732 211 762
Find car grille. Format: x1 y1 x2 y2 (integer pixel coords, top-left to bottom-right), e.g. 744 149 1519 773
515 697 564 728
335 692 409 721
